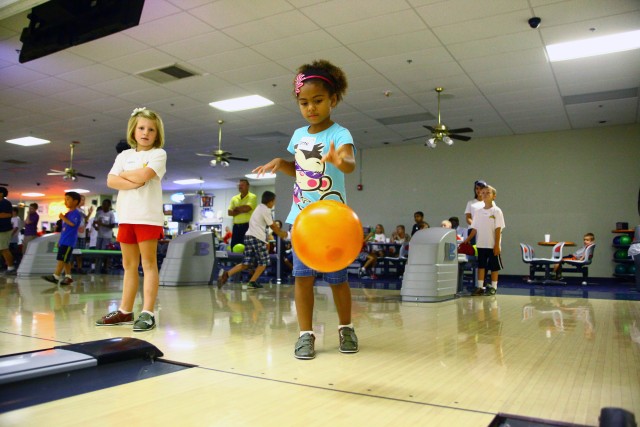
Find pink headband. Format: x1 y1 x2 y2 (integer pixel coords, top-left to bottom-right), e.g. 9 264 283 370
295 73 334 94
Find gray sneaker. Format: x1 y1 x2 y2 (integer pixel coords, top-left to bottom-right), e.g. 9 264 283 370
133 312 156 332
294 333 316 359
339 327 359 353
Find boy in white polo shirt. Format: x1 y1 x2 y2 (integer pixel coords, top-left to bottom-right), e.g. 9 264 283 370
462 185 505 296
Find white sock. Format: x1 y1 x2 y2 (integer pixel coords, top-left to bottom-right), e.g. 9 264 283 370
142 310 154 317
299 330 314 337
53 273 61 280
491 281 498 289
119 308 132 314
339 323 354 330
65 274 72 279
6 266 15 271
477 280 484 288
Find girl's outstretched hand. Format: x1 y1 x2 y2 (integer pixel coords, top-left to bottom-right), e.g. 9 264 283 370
253 158 283 176
320 141 338 165
321 141 355 173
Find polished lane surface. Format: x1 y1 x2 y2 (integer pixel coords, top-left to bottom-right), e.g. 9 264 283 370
0 274 638 426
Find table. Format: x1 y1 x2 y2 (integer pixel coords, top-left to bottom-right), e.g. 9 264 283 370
538 241 575 246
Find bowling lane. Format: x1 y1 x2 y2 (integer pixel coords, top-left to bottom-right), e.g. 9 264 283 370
0 367 495 426
1 275 639 426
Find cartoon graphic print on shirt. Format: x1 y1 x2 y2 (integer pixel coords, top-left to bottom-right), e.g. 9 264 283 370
293 137 343 210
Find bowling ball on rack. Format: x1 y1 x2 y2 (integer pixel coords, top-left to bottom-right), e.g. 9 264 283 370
615 264 627 275
291 200 363 273
619 235 632 245
613 236 622 245
627 264 636 275
614 249 628 260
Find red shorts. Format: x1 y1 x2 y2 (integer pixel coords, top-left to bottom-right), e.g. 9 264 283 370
117 224 164 244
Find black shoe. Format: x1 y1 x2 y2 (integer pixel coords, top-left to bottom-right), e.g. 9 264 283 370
247 281 263 289
42 274 60 285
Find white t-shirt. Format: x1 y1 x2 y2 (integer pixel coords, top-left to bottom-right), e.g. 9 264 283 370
108 148 167 226
10 216 22 244
470 205 505 249
87 217 98 247
464 198 484 220
246 203 273 243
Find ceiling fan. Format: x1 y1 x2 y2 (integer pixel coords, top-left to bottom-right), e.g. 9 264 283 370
405 87 473 148
47 141 96 181
196 120 249 167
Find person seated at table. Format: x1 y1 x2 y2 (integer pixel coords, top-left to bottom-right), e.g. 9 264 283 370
359 224 388 279
388 225 410 255
553 233 595 279
441 219 463 241
449 216 468 241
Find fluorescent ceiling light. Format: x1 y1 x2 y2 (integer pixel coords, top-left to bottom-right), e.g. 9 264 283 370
547 29 640 62
209 95 274 112
245 173 276 180
173 179 204 185
64 188 90 193
6 136 50 146
22 192 45 197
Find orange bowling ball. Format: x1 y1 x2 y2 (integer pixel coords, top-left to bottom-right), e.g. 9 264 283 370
292 200 363 273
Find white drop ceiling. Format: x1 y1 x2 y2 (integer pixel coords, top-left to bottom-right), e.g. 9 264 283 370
0 0 638 197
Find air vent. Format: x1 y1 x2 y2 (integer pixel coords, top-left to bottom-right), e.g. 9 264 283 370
376 112 435 126
138 64 198 84
563 88 638 105
3 159 28 164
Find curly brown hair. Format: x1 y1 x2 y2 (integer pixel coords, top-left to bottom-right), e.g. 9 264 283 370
294 59 348 103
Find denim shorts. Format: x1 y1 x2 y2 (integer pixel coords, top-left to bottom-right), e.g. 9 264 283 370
291 245 348 284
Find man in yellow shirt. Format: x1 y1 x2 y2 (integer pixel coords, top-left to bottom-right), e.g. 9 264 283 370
228 179 257 249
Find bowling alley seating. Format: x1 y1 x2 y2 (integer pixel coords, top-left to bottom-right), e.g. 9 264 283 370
379 242 410 278
527 242 565 283
558 244 596 285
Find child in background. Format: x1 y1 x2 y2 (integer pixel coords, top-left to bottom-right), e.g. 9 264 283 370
462 185 505 296
22 203 39 255
218 191 287 289
253 59 358 360
42 192 82 285
96 107 167 332
554 233 595 279
360 224 388 279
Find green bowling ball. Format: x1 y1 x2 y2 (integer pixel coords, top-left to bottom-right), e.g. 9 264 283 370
232 243 245 253
615 249 628 259
619 235 632 245
627 264 636 275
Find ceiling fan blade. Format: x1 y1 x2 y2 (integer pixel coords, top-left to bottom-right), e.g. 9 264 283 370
403 135 429 142
196 153 214 157
447 127 473 134
49 169 65 173
422 125 436 132
449 134 472 141
47 172 65 176
76 172 96 179
228 156 249 162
